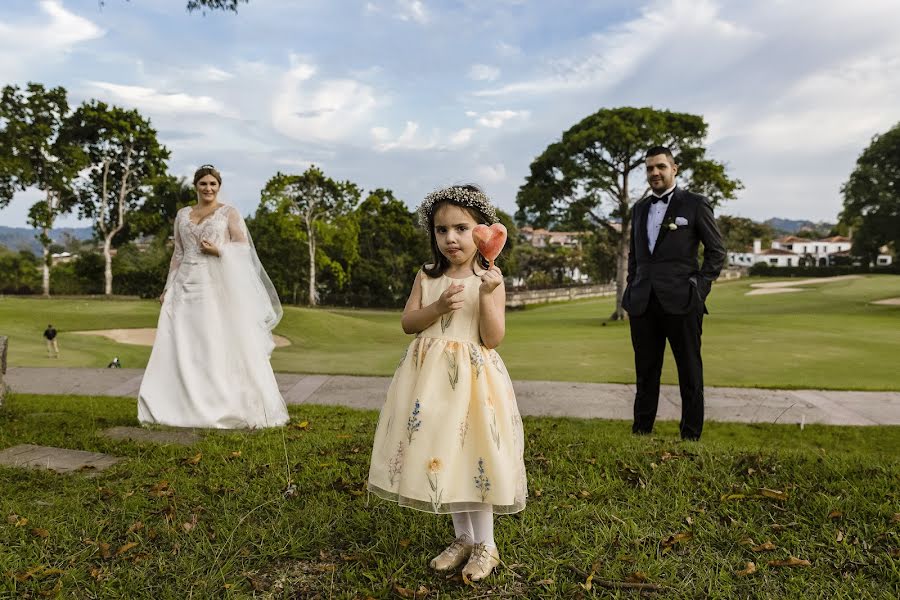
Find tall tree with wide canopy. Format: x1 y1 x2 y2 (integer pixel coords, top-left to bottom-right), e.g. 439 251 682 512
260 166 360 306
0 83 85 296
65 101 170 295
517 107 742 320
840 122 900 262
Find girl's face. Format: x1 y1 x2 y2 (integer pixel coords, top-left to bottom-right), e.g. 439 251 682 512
196 174 220 204
433 203 479 266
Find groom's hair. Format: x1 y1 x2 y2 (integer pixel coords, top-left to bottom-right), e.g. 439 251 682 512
646 146 675 162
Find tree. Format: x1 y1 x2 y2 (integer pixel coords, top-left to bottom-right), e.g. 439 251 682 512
103 0 248 13
343 189 428 308
65 101 170 295
840 122 900 262
260 166 360 306
517 107 742 320
0 83 85 296
716 215 773 253
127 175 195 241
0 248 40 294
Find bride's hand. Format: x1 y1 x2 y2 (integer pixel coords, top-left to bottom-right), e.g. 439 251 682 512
200 239 220 256
158 290 166 304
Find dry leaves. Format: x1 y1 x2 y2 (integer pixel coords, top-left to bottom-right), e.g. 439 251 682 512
661 531 694 548
392 583 430 598
126 521 144 534
734 562 757 576
31 527 50 539
751 542 777 552
768 556 811 568
7 514 28 527
115 542 138 556
828 510 843 520
183 452 202 466
758 488 789 501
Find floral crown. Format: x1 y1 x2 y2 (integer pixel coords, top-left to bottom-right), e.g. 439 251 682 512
416 185 498 229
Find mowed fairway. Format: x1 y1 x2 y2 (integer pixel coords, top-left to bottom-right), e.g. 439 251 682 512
1 274 898 390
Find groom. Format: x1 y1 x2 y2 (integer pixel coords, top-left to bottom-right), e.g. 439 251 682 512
622 146 725 440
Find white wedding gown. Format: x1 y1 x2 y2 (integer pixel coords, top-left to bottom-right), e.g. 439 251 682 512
137 204 289 429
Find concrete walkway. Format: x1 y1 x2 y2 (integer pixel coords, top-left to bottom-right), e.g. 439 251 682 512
5 367 900 426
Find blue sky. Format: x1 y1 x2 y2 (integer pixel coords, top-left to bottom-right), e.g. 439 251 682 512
1 0 899 228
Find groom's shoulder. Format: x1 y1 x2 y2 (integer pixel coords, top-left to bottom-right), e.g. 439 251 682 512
677 188 712 207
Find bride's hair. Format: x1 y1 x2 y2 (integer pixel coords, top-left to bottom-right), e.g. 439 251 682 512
420 184 494 278
193 164 222 186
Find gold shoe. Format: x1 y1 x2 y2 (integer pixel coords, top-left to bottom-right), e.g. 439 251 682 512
461 543 500 582
429 536 474 571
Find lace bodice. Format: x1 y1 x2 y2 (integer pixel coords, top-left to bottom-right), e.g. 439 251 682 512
164 204 247 290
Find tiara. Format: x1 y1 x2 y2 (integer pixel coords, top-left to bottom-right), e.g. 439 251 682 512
416 186 498 229
198 164 217 170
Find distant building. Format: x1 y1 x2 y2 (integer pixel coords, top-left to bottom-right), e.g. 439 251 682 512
728 236 893 267
519 227 589 248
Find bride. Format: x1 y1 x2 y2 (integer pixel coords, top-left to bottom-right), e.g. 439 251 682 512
137 164 289 429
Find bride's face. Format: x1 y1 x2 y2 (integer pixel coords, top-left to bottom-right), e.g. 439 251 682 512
196 175 220 204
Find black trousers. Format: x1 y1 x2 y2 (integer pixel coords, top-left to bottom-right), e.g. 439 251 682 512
629 290 705 439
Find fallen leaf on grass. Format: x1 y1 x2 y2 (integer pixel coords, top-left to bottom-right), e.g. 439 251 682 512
31 528 50 539
734 562 756 576
282 483 299 499
99 542 111 559
892 513 900 524
751 542 776 552
768 556 811 568
398 538 411 548
828 510 842 520
758 488 788 501
890 548 900 558
626 571 649 583
126 521 143 534
290 420 310 430
836 530 844 543
148 481 173 498
227 451 242 460
37 579 62 597
88 566 108 581
721 493 747 501
116 542 138 556
393 584 429 598
580 570 594 591
182 514 198 532
8 514 28 527
661 531 694 548
535 578 554 585
183 453 202 466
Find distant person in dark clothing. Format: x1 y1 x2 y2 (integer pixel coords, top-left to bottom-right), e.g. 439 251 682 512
43 324 59 358
107 357 122 368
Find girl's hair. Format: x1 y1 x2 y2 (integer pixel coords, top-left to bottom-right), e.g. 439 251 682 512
420 184 496 278
193 164 222 186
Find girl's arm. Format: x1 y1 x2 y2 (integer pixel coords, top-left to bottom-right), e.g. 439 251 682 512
401 271 465 334
478 266 506 349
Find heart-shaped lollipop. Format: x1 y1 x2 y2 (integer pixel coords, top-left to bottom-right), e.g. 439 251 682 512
472 223 508 269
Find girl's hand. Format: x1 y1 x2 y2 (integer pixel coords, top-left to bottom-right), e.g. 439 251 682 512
435 283 466 314
158 290 166 304
200 239 219 256
479 266 503 295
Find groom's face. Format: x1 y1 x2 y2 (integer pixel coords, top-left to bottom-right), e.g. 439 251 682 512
645 153 677 193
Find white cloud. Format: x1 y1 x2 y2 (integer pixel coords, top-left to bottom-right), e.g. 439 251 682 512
469 64 500 81
88 81 234 116
449 128 475 146
0 0 103 79
476 0 756 97
395 0 428 24
495 41 521 57
476 163 507 183
466 109 529 128
273 55 379 143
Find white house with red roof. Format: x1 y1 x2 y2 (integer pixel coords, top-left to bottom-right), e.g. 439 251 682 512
728 235 892 267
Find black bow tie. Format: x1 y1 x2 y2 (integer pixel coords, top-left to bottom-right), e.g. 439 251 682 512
651 192 672 204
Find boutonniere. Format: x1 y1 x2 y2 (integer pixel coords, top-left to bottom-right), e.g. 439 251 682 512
664 218 678 231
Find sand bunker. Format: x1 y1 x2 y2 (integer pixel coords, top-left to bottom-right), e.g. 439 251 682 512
73 328 291 348
872 297 900 306
745 274 862 296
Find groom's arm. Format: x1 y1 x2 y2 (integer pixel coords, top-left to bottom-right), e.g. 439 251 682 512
627 205 637 284
697 198 726 287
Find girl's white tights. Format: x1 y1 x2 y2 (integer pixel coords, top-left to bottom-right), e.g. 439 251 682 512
451 511 495 549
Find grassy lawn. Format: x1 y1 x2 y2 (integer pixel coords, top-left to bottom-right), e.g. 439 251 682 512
1 394 897 598
1 274 899 390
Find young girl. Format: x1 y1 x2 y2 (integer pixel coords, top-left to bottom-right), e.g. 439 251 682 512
367 185 526 582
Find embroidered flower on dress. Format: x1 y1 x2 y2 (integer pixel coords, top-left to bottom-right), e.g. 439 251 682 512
469 343 484 378
473 457 492 502
406 399 422 444
427 457 443 473
388 441 404 486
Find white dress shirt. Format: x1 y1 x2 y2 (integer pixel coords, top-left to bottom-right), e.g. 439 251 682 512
646 184 676 253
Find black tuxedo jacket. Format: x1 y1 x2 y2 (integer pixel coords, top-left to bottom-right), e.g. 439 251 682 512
623 187 726 316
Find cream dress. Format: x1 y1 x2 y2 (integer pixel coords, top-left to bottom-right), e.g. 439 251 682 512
367 272 527 514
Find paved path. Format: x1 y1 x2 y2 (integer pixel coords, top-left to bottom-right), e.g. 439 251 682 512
5 367 900 426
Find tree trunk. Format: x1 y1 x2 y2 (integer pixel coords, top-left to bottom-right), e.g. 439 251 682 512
306 222 316 306
611 174 632 321
103 235 113 295
41 227 51 298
